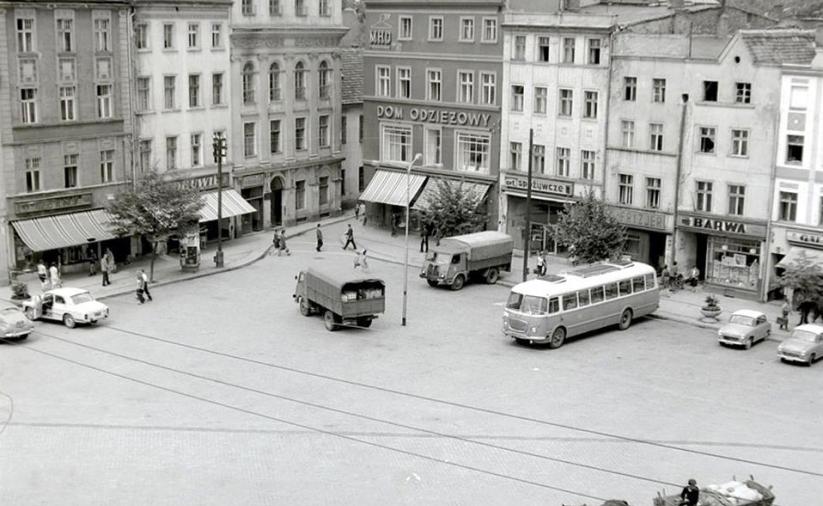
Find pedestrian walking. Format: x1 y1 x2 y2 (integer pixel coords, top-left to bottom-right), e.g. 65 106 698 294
660 265 671 289
420 223 431 253
536 251 546 277
278 229 291 256
359 202 367 225
342 224 357 250
135 273 145 304
101 250 113 286
48 263 61 289
779 300 790 330
140 269 153 302
315 224 324 252
271 229 281 256
354 249 368 270
354 201 361 221
680 479 700 506
36 260 48 290
87 249 98 276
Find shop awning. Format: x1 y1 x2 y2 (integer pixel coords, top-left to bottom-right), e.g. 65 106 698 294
413 178 491 210
12 209 117 252
359 169 427 207
199 189 257 222
775 247 823 269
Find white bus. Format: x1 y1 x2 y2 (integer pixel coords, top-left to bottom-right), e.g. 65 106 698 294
502 261 659 347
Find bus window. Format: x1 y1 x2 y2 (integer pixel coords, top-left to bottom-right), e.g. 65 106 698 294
644 273 656 288
506 292 523 309
605 283 618 300
577 289 590 307
562 293 578 311
632 276 645 292
590 286 605 304
618 280 632 296
522 296 547 315
548 297 560 314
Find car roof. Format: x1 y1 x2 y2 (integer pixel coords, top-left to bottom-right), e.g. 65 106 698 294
731 309 765 319
794 324 823 333
47 287 90 297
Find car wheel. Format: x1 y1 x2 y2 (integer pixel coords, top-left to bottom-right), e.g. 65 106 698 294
548 326 566 349
24 307 36 320
299 298 312 317
63 314 76 328
426 280 439 288
323 310 339 332
451 275 465 291
618 309 633 331
744 338 752 350
485 268 499 284
809 353 816 366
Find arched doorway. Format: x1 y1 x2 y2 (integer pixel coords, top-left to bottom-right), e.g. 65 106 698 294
270 176 284 226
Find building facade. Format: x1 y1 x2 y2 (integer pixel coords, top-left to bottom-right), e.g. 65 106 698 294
229 0 347 230
340 47 363 210
0 0 133 280
361 0 503 232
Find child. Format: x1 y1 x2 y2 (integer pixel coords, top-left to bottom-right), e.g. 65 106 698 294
779 300 791 330
354 249 368 270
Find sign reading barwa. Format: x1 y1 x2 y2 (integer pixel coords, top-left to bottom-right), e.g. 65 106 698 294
504 174 573 197
679 215 766 237
376 105 491 128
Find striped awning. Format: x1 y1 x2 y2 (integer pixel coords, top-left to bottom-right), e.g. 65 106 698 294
359 169 427 207
198 189 257 222
12 209 117 252
413 178 491 210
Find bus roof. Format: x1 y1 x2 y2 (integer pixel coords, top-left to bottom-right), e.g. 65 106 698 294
511 261 656 297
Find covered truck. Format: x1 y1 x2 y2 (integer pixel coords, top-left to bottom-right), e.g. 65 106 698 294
420 231 513 290
293 267 385 331
654 478 774 506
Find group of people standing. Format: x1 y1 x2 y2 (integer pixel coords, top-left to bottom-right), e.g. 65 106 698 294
36 261 62 291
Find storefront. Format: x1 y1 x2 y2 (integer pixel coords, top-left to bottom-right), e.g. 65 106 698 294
238 174 265 233
608 206 671 269
767 228 823 300
359 168 427 232
501 171 574 252
197 189 257 243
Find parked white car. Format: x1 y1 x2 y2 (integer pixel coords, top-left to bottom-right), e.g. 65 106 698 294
23 287 109 328
778 324 823 366
717 309 771 349
0 305 35 340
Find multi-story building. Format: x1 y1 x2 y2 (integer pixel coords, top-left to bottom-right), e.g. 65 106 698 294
229 0 347 229
361 0 503 232
339 47 364 209
0 0 133 280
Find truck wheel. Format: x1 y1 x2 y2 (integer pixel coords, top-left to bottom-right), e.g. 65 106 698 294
357 317 373 328
323 310 339 331
426 279 439 288
485 268 500 284
451 275 465 291
548 326 566 349
299 298 311 316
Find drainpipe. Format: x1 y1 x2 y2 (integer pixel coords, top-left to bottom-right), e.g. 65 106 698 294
602 26 617 203
127 8 138 189
671 93 689 269
761 83 784 302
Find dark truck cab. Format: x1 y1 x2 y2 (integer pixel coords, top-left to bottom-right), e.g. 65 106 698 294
293 268 385 331
420 231 514 290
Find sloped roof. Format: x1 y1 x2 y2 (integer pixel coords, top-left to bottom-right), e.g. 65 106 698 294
738 29 816 65
340 48 363 104
613 33 729 59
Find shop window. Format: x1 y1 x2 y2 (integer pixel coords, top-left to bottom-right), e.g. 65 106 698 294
703 80 718 102
779 191 797 221
786 135 804 164
456 131 490 173
425 127 441 166
696 181 713 212
382 124 411 162
706 237 761 290
624 77 636 101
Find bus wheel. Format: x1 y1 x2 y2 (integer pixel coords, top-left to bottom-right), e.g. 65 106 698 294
450 275 465 291
485 268 499 284
548 327 566 349
323 310 339 331
618 309 633 330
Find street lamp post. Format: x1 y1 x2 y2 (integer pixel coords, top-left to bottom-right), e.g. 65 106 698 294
212 133 227 268
402 153 423 327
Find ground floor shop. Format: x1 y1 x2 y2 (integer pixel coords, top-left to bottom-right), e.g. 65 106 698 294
767 226 823 301
500 172 575 252
607 206 672 269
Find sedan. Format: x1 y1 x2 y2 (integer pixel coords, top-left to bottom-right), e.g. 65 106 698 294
0 305 34 340
778 324 823 366
718 309 771 349
22 287 109 328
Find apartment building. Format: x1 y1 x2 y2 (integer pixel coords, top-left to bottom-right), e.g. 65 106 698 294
339 47 364 209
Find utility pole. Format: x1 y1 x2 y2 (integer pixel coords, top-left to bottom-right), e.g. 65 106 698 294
522 128 533 282
212 133 227 268
402 153 422 327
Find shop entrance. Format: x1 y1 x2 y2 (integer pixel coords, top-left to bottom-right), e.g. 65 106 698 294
270 177 283 227
696 234 708 280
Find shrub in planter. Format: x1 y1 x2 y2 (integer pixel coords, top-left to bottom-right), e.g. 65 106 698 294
700 294 721 319
11 280 30 300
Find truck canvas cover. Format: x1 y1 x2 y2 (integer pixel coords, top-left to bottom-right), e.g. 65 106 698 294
439 231 513 261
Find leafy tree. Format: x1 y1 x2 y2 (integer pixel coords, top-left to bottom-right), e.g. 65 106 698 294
417 179 486 239
107 171 204 281
550 190 627 264
778 252 823 307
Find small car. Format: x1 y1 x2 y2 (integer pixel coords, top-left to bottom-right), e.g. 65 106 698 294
23 287 109 328
777 323 823 366
717 309 771 349
0 304 35 340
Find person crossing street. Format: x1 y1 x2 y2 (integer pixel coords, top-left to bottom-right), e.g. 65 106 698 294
342 224 357 250
140 269 153 302
315 224 324 252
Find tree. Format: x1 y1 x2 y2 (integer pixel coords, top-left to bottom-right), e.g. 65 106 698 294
107 171 204 281
417 179 486 239
779 252 823 308
550 190 627 264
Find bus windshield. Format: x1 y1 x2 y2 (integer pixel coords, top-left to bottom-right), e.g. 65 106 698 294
506 292 547 315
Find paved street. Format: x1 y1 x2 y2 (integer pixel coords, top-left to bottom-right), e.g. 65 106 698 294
1 233 821 505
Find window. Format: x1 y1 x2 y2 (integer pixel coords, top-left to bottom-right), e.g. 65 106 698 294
187 23 199 48
341 116 347 145
425 128 441 166
652 78 666 103
728 185 745 215
427 69 442 101
242 0 254 16
25 158 40 192
590 286 604 304
139 140 151 171
703 80 718 102
57 58 75 82
556 147 570 177
100 149 114 182
188 74 200 107
458 71 474 103
341 169 346 196
779 191 797 221
548 297 559 314
359 114 364 142
294 62 306 100
510 142 522 170
513 35 526 60
16 17 34 52
786 135 804 164
135 23 148 49
96 57 111 80
295 117 306 151
20 88 37 123
532 145 545 174
267 63 281 101
319 0 330 16
459 17 474 41
212 73 223 105
96 84 112 118
397 67 411 99
578 290 590 307
581 150 595 180
382 125 411 162
790 84 808 110
429 17 443 41
605 283 618 300
270 120 281 153
646 177 661 209
588 38 601 64
244 122 256 157
621 120 635 148
134 78 150 112
59 86 76 121
376 65 390 97
94 17 110 51
399 16 412 40
211 23 222 48
819 197 823 226
731 129 748 157
562 293 578 311
511 85 524 112
559 89 573 116
698 127 716 153
164 76 176 109
163 23 174 49
317 61 331 99
295 180 306 210
649 123 663 151
534 86 547 114
319 176 329 205
624 77 637 101
64 154 78 188
476 72 495 106
562 38 575 63
538 36 550 62
456 132 490 173
165 137 177 170
295 0 307 16
358 166 365 191
618 280 632 296
242 62 255 104
584 90 598 119
735 82 751 104
269 0 281 15
619 174 633 205
482 18 497 42
185 133 200 167
696 181 713 212
319 115 329 148
57 16 74 52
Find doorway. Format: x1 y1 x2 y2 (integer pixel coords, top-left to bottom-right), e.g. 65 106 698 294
696 233 708 280
271 177 283 227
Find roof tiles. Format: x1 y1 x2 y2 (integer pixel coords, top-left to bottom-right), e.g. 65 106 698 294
340 48 363 104
739 29 816 65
